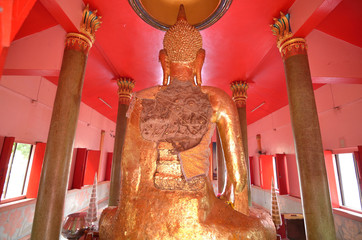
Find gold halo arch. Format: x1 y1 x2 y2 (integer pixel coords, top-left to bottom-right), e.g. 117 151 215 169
128 0 232 31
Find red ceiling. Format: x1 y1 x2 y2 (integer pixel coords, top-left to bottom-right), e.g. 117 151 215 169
316 0 362 48
14 1 58 41
5 0 362 124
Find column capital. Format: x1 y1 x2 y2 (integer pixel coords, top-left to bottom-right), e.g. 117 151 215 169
271 12 307 60
65 4 102 54
117 77 135 105
230 81 248 108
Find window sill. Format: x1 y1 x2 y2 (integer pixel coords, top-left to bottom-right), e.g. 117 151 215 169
67 180 110 193
0 181 110 212
0 198 36 212
251 185 301 201
252 185 362 222
333 207 362 222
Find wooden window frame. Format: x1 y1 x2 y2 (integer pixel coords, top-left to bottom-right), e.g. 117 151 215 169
334 152 362 211
1 142 33 201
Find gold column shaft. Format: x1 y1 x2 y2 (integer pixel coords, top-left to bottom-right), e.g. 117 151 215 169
109 78 134 206
31 5 100 239
272 12 336 240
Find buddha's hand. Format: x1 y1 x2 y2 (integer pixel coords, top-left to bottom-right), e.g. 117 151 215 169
234 192 245 213
233 181 248 214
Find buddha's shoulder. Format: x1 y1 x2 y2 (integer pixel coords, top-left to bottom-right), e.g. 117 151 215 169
201 86 233 102
135 85 162 99
134 85 233 103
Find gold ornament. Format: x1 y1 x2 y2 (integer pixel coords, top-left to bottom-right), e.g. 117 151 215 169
65 5 101 54
80 4 102 44
230 81 248 108
270 12 293 49
271 12 307 59
117 78 135 105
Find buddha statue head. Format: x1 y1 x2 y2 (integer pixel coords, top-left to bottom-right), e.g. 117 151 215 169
159 5 205 86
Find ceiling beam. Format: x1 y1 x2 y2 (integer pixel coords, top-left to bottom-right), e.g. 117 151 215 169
289 0 343 37
39 0 82 33
312 77 362 84
39 0 120 78
250 0 344 84
3 25 65 77
0 0 37 76
3 69 60 77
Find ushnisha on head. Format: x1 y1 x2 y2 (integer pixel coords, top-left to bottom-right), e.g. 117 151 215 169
159 5 205 86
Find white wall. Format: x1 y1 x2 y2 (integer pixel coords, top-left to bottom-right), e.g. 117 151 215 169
0 75 116 182
247 83 362 155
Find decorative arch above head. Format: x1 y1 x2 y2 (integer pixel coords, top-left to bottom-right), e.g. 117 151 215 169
128 0 232 31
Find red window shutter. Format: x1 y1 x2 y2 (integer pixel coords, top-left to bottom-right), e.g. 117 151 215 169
275 154 289 195
72 148 88 189
105 152 113 181
26 142 46 198
259 155 273 190
250 156 261 187
83 150 101 185
324 150 339 208
0 137 15 198
249 156 254 185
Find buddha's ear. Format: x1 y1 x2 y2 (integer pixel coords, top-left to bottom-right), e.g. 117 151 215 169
159 49 170 86
195 49 205 86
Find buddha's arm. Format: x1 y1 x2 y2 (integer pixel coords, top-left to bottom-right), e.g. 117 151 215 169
206 87 247 203
216 106 247 194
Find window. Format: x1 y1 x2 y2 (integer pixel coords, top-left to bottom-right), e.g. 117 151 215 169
1 142 34 200
334 153 362 211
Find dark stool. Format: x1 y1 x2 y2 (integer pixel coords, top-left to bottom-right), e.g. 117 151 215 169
284 213 306 240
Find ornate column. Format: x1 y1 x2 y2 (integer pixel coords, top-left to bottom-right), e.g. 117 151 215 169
230 81 251 206
271 13 336 240
109 78 135 206
30 5 101 240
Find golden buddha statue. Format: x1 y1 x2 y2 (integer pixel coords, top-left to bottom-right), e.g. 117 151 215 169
100 5 276 240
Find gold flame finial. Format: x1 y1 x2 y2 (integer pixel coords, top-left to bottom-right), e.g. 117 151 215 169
80 4 102 43
177 4 187 21
163 5 202 62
